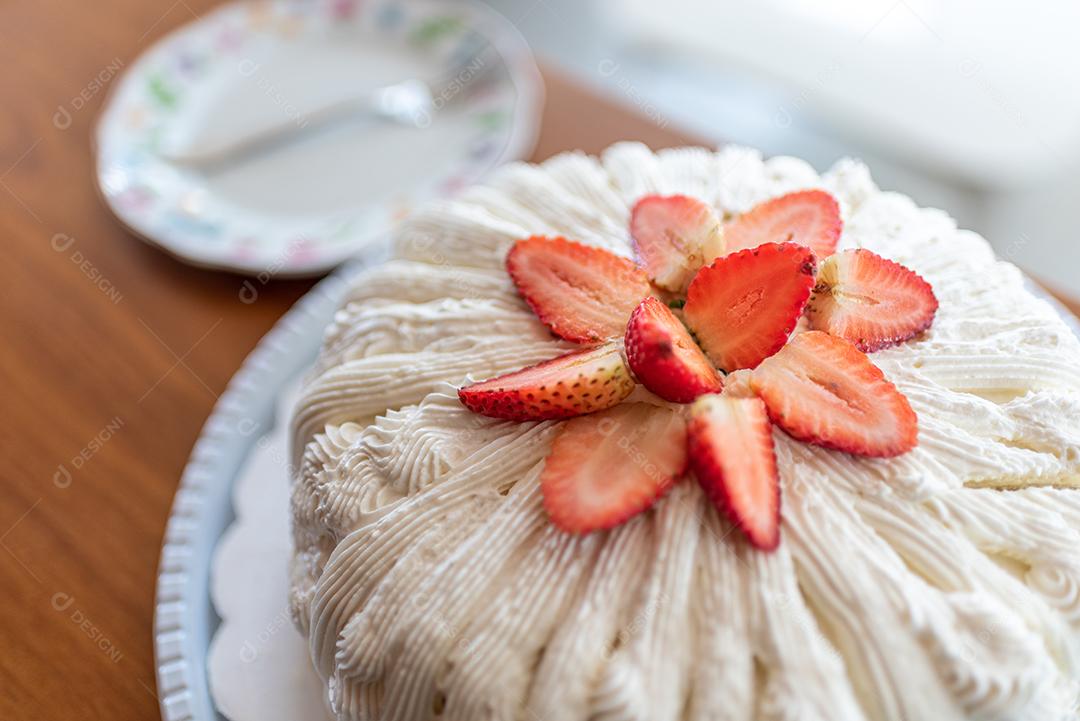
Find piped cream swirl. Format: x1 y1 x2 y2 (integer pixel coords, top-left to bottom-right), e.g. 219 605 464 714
290 144 1080 721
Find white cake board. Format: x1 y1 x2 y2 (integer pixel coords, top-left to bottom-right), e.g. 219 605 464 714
208 376 332 721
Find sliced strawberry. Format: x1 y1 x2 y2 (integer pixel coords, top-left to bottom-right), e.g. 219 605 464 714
507 236 650 344
807 249 938 352
458 343 635 421
688 394 780 550
723 189 842 259
750 331 917 457
624 296 722 403
683 242 816 371
630 194 725 292
541 403 687 533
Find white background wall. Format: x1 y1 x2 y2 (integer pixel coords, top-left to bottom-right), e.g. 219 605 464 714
484 0 1080 296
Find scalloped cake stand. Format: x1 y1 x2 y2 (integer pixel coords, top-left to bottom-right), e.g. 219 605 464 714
153 240 1080 721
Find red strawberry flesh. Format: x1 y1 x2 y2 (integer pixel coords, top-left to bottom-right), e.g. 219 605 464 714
688 394 780 550
630 194 725 292
807 248 938 352
458 343 635 421
625 296 722 403
724 189 842 259
750 330 918 457
542 403 688 534
683 242 816 371
507 235 650 344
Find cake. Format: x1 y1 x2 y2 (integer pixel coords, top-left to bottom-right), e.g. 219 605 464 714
289 143 1080 721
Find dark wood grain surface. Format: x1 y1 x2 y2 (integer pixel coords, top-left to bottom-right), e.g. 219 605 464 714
1 2 1077 720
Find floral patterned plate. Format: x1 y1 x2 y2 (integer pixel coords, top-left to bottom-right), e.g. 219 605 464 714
95 0 542 276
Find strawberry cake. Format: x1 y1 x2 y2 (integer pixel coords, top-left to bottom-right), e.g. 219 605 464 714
289 143 1080 721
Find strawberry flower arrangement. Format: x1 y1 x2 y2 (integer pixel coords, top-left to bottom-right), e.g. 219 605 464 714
457 190 938 550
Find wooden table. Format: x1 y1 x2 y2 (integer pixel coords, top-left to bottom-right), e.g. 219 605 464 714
1 3 1077 719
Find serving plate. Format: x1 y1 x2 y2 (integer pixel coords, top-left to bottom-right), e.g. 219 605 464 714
152 244 1080 721
152 241 383 721
96 0 541 276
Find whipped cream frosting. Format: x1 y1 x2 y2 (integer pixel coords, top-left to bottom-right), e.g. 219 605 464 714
289 143 1080 721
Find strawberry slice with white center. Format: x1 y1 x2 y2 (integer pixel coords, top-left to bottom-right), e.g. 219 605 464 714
624 296 723 403
458 343 635 421
630 194 726 292
688 394 780 550
542 403 688 534
750 330 918 457
724 189 842 259
507 235 651 344
807 249 938 352
683 242 817 371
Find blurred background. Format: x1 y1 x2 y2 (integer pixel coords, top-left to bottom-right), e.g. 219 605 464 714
487 0 1080 295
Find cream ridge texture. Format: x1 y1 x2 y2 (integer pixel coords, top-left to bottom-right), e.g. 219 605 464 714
289 143 1080 721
